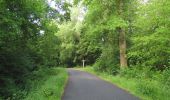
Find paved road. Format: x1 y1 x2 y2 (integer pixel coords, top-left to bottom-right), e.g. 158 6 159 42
62 69 140 100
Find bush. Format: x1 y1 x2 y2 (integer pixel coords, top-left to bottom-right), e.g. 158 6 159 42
24 68 67 100
161 68 170 88
118 66 170 100
119 66 162 79
93 45 120 75
94 59 119 75
137 80 158 99
119 68 138 78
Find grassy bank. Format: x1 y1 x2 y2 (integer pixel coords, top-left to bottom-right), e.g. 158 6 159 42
78 67 170 100
1 67 68 100
24 68 68 100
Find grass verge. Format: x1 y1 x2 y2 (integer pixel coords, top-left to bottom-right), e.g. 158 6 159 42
77 67 170 100
24 68 68 100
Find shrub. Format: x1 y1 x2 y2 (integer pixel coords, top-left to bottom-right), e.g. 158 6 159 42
119 66 162 79
161 68 170 88
93 58 119 75
93 46 119 75
137 80 158 99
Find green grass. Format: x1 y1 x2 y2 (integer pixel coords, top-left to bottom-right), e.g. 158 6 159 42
24 68 68 100
77 67 170 100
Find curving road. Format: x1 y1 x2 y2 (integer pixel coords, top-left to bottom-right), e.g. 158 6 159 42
62 69 140 100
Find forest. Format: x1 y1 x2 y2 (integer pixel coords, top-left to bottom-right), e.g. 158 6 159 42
0 0 170 100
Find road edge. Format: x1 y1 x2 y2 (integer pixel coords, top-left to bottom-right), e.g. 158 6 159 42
74 68 141 100
61 69 70 100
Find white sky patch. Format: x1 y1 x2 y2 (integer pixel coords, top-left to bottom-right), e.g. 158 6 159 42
48 0 67 15
78 7 86 22
72 1 86 22
144 0 149 2
66 0 73 4
47 0 86 21
141 0 149 4
40 30 45 35
48 0 57 9
48 0 51 3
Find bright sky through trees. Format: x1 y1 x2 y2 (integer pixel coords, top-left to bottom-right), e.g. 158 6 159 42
141 0 149 4
48 0 68 15
48 0 85 21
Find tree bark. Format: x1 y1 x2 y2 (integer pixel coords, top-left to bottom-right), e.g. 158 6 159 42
117 0 128 68
119 28 127 68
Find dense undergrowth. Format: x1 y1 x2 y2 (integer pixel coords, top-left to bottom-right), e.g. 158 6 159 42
81 67 170 100
0 68 68 100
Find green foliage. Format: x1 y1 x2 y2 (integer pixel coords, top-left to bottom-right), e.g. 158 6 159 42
24 68 68 100
63 0 170 99
93 46 119 75
161 69 170 88
0 0 70 99
137 80 158 99
76 37 101 65
128 0 170 69
119 66 155 79
80 0 125 71
0 0 47 98
56 4 85 66
56 21 80 66
1 0 170 99
0 67 68 100
119 66 170 100
38 20 60 66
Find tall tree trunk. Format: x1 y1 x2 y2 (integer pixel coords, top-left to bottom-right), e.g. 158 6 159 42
119 28 127 68
117 0 128 68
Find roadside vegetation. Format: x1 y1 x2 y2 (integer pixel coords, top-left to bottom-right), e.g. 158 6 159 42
0 0 70 99
24 68 68 100
0 67 68 100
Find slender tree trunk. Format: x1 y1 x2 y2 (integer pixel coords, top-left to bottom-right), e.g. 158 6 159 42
117 0 128 68
119 28 127 68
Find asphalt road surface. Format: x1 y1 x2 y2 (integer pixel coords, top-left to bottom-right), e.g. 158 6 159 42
62 69 140 100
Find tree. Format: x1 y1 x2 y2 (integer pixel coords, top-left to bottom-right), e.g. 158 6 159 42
117 0 128 68
79 0 133 69
0 0 71 98
128 0 170 70
56 4 84 66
